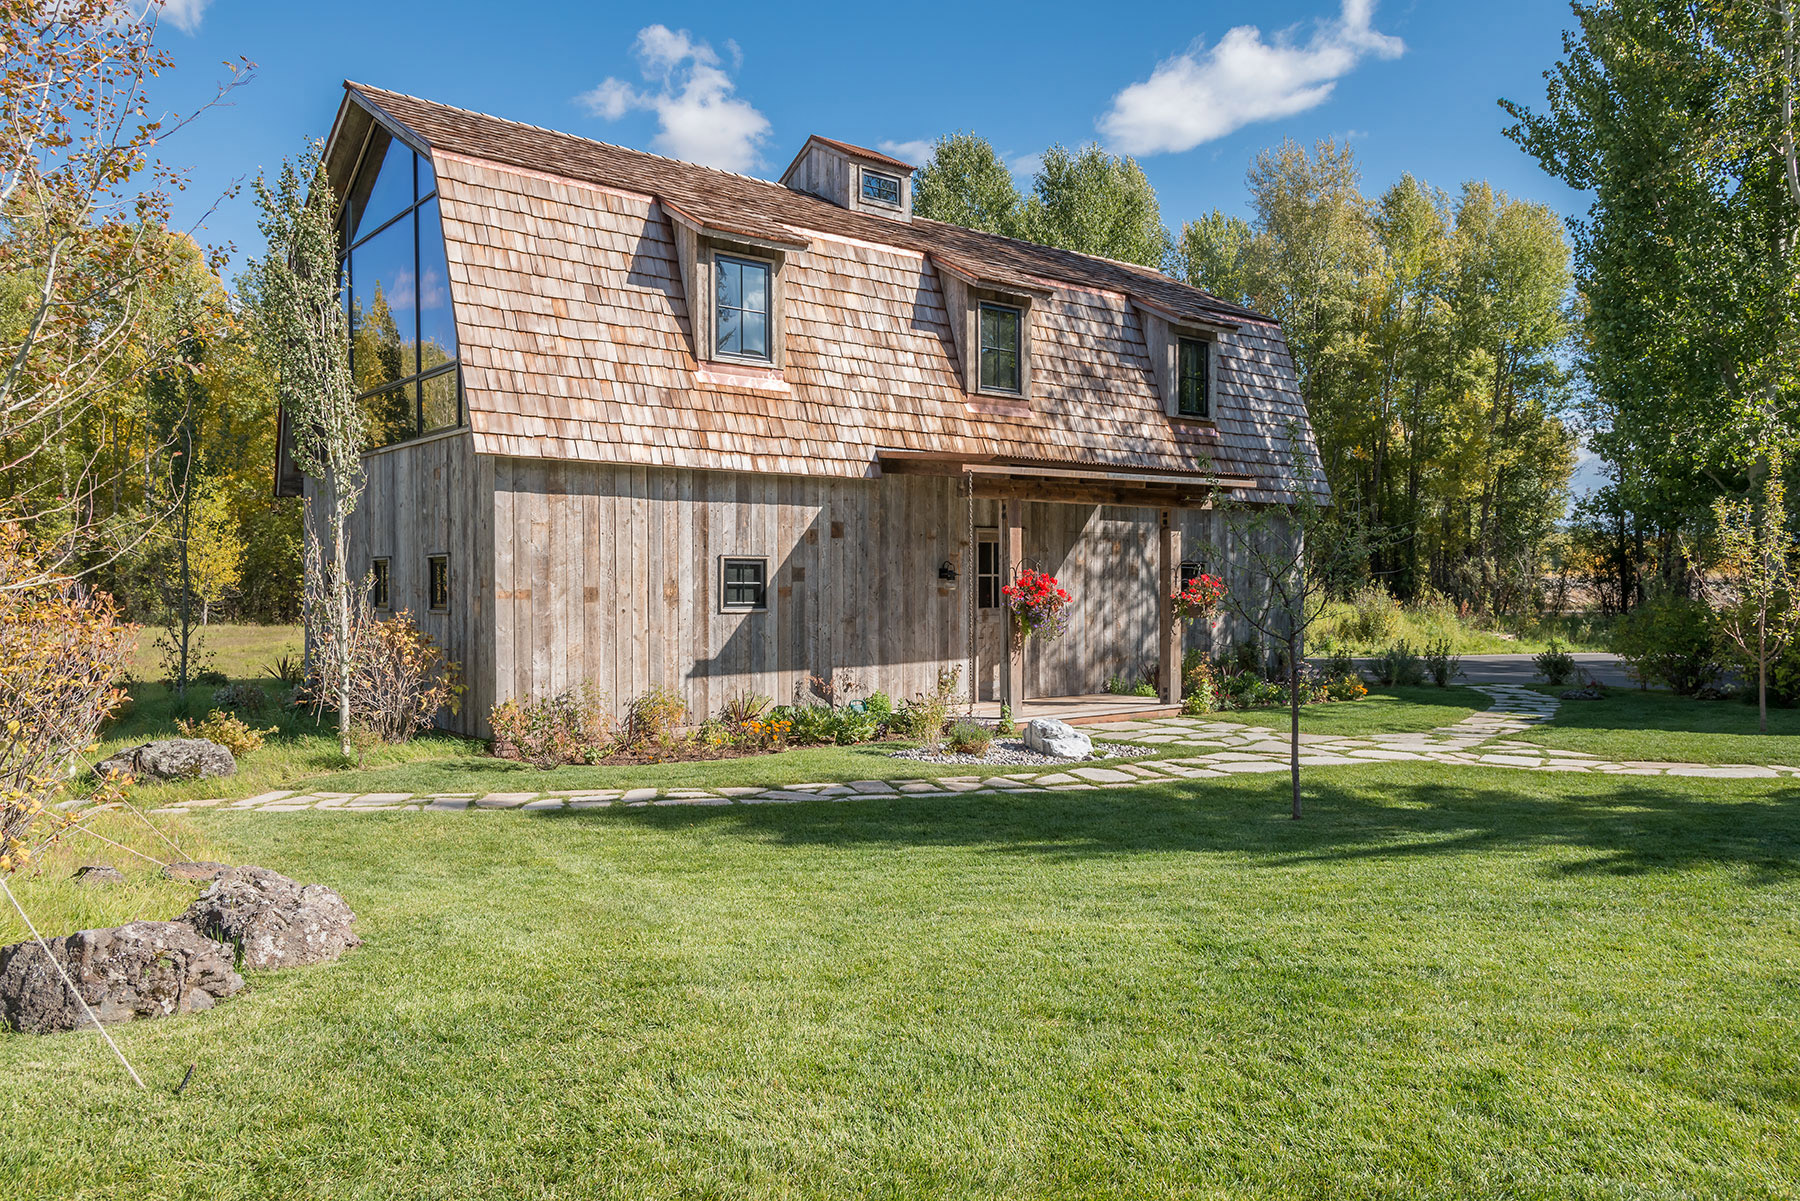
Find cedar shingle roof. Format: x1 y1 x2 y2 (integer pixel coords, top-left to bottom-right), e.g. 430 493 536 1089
339 82 1323 501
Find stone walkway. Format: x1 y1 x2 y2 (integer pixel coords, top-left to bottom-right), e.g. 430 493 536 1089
117 686 1793 818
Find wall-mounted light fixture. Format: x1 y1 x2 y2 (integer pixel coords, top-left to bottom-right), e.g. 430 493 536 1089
938 561 958 582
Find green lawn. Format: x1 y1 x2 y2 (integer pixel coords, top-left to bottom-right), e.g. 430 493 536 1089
128 623 302 683
2 766 1794 1199
1511 686 1800 766
1153 684 1488 737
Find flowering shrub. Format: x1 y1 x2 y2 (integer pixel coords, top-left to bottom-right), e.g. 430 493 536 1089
1002 568 1072 642
1171 572 1227 621
490 683 614 768
621 686 689 750
740 716 792 749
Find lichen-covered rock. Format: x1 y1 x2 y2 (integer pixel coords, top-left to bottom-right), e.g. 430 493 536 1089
70 864 125 887
163 860 233 883
93 738 235 782
180 867 360 969
0 921 242 1033
1023 718 1093 759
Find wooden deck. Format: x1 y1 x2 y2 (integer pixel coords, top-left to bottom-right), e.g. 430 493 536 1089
967 694 1181 726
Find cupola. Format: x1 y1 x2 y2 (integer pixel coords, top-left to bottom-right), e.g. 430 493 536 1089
780 135 915 221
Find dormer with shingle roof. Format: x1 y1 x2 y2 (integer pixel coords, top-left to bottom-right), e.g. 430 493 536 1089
780 135 916 221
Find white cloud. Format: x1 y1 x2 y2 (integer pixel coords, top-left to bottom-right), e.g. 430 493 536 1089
877 139 936 168
1099 0 1403 155
1006 151 1043 180
578 24 770 173
155 0 212 34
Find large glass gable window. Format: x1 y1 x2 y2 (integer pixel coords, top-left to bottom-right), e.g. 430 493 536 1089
715 255 771 360
342 125 463 450
1177 336 1210 418
979 303 1021 394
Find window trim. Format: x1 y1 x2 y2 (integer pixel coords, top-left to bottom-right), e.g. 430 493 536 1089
719 555 769 613
977 301 1024 397
370 557 391 611
712 251 776 365
1176 336 1211 418
427 554 450 614
860 168 902 209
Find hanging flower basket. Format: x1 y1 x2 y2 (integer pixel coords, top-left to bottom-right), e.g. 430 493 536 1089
1171 573 1227 621
1002 568 1072 643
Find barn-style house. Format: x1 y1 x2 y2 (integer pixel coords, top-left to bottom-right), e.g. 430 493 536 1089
276 83 1324 737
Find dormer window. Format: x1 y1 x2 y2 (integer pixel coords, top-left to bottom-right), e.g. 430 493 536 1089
1177 336 1210 417
861 169 902 208
715 254 772 361
979 303 1022 394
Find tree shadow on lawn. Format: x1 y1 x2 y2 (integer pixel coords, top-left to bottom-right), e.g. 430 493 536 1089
534 772 1800 886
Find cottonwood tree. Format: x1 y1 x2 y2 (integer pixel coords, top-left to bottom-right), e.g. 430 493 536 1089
1504 1 1800 598
912 132 1024 237
249 146 362 757
1705 429 1799 733
0 1 245 583
1020 143 1168 268
1204 435 1375 820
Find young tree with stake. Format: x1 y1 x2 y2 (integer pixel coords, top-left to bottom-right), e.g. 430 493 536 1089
1205 431 1371 819
1705 430 1799 734
248 147 363 758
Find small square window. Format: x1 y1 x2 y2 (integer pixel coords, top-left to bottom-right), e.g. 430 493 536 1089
720 557 768 611
978 302 1021 394
428 554 449 613
861 169 901 206
1177 336 1210 418
370 558 390 610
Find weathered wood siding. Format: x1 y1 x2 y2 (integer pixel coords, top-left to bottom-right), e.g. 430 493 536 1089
479 463 1271 727
489 462 968 728
323 429 496 734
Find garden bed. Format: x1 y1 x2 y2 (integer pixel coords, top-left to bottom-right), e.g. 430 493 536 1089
891 740 1162 767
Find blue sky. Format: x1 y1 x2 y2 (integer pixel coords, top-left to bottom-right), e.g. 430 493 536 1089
153 0 1589 265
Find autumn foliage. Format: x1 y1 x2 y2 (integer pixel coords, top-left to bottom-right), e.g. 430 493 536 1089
0 524 134 874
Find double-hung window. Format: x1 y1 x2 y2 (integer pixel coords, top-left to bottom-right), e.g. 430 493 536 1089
1177 336 1210 418
978 303 1022 394
715 255 772 361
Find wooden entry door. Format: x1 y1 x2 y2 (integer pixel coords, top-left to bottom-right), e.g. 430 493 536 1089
973 527 1006 701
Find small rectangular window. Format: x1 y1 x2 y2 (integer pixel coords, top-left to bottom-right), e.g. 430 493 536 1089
1177 336 1210 417
370 558 390 610
715 254 771 361
1179 560 1205 590
861 169 901 206
720 557 768 611
428 554 449 613
976 531 1001 610
978 303 1021 394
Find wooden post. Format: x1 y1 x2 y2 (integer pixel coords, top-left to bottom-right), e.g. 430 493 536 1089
1158 508 1182 706
1001 499 1024 713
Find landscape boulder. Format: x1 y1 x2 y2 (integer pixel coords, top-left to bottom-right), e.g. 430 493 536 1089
70 864 125 888
0 921 242 1033
93 738 235 782
1023 718 1093 760
180 866 360 969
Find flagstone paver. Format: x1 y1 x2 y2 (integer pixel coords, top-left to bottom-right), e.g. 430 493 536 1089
130 685 1800 818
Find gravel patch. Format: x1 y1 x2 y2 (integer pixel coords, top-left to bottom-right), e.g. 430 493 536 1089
891 739 1163 767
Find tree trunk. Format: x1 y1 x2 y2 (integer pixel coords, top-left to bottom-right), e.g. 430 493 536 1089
331 473 353 759
1289 635 1302 821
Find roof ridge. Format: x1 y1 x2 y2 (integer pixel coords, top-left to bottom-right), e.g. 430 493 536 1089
343 81 1274 327
344 80 789 193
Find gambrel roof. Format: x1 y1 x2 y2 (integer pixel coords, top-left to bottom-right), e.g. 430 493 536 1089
330 82 1324 503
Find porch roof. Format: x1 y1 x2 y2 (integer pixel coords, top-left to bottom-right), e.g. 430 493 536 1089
876 450 1256 507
